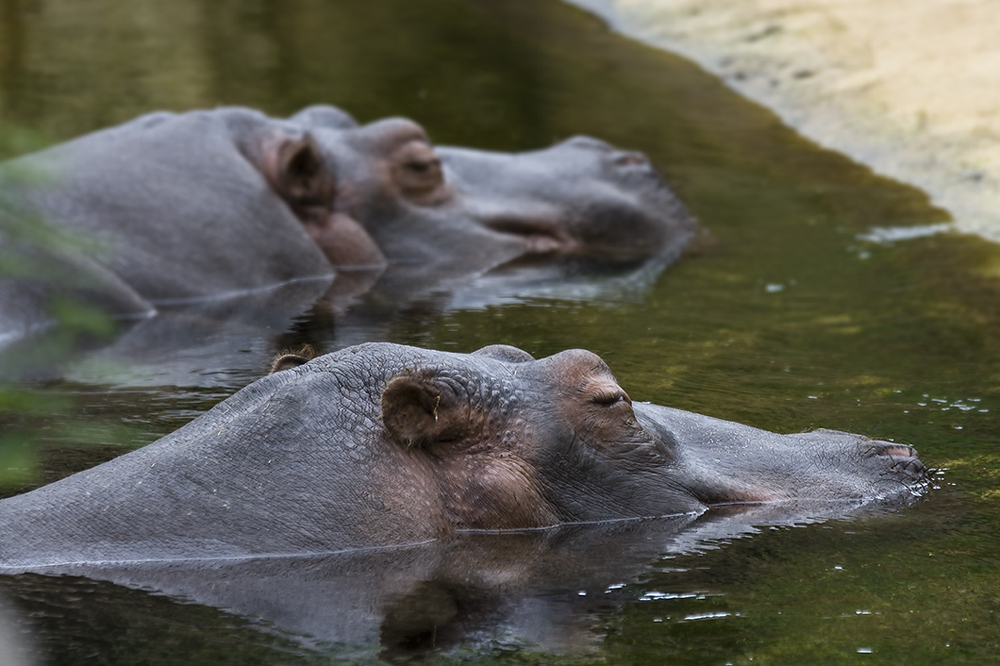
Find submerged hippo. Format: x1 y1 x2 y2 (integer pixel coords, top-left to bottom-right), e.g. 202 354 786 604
0 343 926 569
0 105 694 344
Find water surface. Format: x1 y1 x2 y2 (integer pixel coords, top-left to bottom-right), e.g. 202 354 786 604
1 0 999 663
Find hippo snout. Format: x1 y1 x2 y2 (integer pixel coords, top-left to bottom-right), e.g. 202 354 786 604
557 135 656 174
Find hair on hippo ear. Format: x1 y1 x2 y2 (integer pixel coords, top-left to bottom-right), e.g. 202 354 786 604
270 350 316 374
381 373 471 448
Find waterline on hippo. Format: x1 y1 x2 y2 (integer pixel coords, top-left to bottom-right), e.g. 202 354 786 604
0 342 928 571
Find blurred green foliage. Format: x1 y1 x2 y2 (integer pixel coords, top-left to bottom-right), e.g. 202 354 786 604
0 105 118 491
0 388 72 488
0 121 47 160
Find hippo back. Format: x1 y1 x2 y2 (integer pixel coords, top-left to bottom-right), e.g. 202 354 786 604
0 347 445 569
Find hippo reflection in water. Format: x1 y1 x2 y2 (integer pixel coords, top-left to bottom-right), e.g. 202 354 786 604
0 343 927 568
0 105 694 344
0 509 905 657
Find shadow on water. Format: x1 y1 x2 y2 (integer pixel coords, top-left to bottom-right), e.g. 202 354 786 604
2 0 1000 663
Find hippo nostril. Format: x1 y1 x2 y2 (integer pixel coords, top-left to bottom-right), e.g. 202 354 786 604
613 152 649 168
892 458 930 481
866 442 928 483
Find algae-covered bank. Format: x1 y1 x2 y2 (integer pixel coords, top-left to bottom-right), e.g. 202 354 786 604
569 0 1000 242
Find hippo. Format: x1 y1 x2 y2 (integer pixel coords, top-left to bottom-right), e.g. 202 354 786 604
0 343 927 570
0 105 694 346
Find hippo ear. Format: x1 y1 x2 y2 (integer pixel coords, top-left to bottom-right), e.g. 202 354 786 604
267 134 336 207
269 353 311 374
269 345 318 373
381 374 472 448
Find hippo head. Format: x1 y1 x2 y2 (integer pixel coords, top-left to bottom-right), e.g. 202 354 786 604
272 343 928 533
371 344 927 526
288 106 695 277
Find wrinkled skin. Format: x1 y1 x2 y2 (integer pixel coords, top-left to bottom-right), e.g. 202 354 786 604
0 342 926 570
0 105 694 346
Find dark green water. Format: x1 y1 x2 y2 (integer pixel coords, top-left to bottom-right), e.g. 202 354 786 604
2 0 999 663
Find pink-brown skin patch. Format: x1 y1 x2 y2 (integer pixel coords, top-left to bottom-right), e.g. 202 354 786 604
381 371 557 531
258 130 386 269
302 212 385 268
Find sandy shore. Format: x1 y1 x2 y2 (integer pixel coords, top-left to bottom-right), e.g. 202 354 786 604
568 0 1000 242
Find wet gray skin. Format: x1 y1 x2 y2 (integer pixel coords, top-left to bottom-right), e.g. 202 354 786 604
0 343 927 570
295 106 692 280
0 105 694 346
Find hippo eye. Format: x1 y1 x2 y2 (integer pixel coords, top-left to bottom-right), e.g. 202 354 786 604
404 159 434 174
401 157 442 186
392 141 446 200
591 390 629 407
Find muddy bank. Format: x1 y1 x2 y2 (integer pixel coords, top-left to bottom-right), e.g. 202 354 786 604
568 0 1000 241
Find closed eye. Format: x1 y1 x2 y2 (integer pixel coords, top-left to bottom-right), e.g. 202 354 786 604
391 141 447 201
403 158 438 175
398 157 442 188
591 390 628 406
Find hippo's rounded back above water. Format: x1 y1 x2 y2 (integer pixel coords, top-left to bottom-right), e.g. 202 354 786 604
0 105 694 345
0 343 926 569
